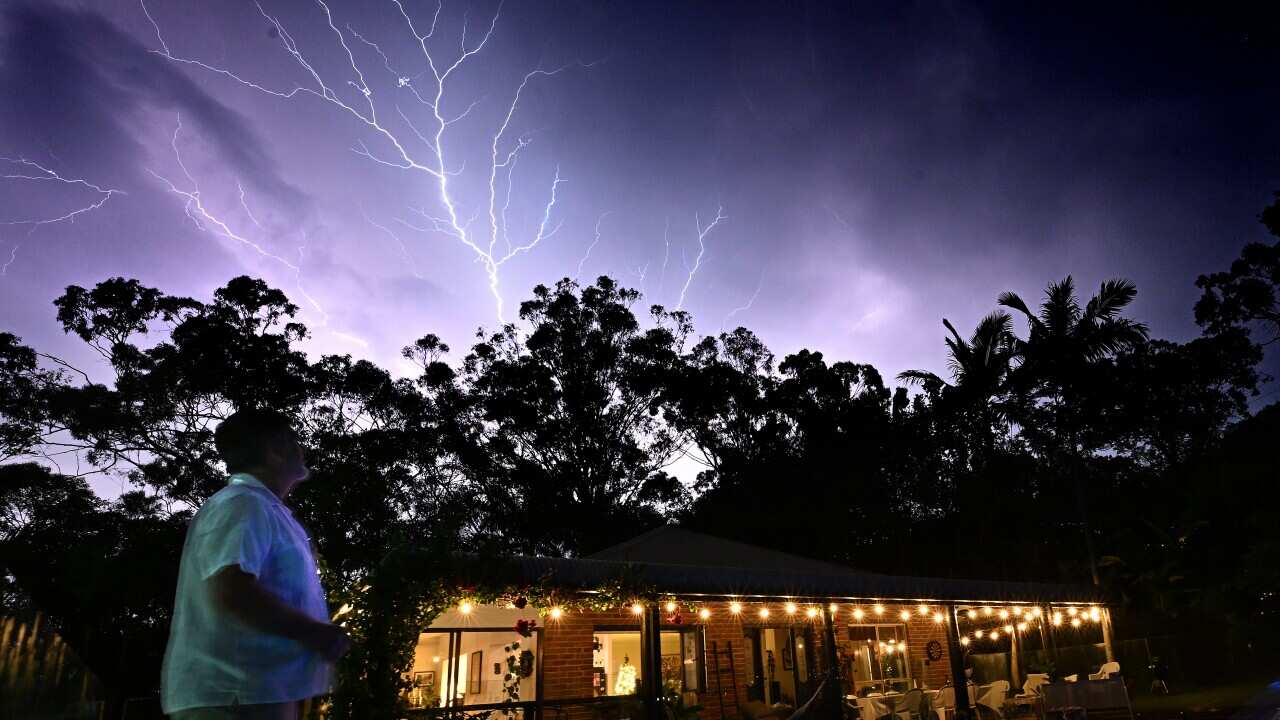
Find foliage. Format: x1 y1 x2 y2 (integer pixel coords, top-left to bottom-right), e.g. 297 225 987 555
1196 191 1280 344
2 191 1278 716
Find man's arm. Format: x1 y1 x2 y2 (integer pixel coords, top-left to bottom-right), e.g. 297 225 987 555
209 565 350 661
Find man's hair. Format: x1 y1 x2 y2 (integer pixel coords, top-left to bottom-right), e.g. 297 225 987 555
214 408 297 474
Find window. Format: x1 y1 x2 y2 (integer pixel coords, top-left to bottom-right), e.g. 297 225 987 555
845 624 911 692
592 627 704 697
406 605 539 711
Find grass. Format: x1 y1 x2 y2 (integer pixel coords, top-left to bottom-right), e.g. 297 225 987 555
1132 680 1276 718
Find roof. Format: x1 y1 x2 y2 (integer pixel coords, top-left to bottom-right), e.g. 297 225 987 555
467 527 1101 605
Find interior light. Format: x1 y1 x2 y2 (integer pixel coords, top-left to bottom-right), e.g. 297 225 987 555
432 656 441 663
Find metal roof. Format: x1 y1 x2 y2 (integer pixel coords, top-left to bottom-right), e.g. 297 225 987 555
467 527 1102 605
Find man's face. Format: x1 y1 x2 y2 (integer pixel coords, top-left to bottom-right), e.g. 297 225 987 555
267 429 310 484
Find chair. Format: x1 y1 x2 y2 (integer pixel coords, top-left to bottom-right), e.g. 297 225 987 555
1062 675 1078 683
1088 662 1121 681
932 687 955 720
975 681 1009 720
1020 674 1050 697
896 689 926 720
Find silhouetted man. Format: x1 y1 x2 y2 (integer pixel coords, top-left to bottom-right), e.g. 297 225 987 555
162 409 350 719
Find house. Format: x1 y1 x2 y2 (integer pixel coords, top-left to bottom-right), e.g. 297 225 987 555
404 527 1106 720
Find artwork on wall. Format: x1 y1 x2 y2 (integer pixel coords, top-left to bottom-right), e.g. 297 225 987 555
414 670 436 690
468 651 483 694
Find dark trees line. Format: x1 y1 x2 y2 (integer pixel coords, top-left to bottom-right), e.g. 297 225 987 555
2 196 1279 707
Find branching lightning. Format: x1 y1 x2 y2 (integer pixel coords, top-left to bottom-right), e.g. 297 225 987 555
721 270 764 332
148 115 329 328
0 156 124 277
675 205 726 311
144 0 586 323
362 207 424 280
576 211 609 281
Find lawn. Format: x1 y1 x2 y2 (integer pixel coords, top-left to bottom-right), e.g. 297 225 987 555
1133 680 1278 719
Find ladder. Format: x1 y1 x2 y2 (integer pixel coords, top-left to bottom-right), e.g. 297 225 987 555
711 641 740 720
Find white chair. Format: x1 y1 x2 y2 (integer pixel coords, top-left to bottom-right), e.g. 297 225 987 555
1062 674 1078 683
1020 674 1049 697
975 681 1009 720
895 689 926 720
931 686 955 720
1088 662 1121 680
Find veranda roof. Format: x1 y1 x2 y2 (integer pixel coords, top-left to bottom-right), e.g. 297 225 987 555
481 527 1102 605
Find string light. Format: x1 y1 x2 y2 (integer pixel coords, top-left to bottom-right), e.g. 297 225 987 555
631 604 644 616
918 605 930 616
806 607 819 619
785 602 798 615
665 601 677 613
975 630 985 639
853 608 865 621
960 637 971 646
1013 607 1023 617
885 645 895 654
1004 624 1014 634
759 608 770 619
983 607 994 616
459 600 474 615
1017 622 1028 632
1090 607 1101 622
900 610 912 621
990 630 1000 640
829 603 839 614
699 608 711 620
1032 608 1043 618
933 612 945 624
967 609 978 620
874 604 886 616
1067 607 1078 617
998 609 1010 620
1071 618 1082 628
730 602 743 614
1052 613 1063 626
550 607 564 619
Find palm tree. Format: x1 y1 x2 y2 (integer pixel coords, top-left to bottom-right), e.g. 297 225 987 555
997 276 1149 586
898 311 1017 400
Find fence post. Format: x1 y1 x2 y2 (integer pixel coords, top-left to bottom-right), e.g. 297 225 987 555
640 604 664 720
946 605 973 720
822 607 842 719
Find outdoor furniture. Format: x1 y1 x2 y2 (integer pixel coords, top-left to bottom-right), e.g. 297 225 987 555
1087 663 1120 681
895 689 927 720
975 681 1010 720
1041 678 1133 720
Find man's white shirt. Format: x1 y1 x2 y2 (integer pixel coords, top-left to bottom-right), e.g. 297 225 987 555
161 473 332 713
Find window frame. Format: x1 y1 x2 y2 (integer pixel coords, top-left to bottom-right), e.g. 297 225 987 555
412 625 545 711
591 624 707 695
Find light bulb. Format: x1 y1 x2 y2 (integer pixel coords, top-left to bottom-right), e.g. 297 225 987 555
1004 625 1014 634
1089 607 1101 621
1071 618 1082 628
1032 608 1043 618
1067 607 1078 617
549 607 563 619
829 603 839 613
933 612 945 624
960 637 970 646
874 604 885 615
631 604 644 616
806 607 819 619
459 600 474 614
990 631 999 640
967 609 978 620
918 605 929 616
730 602 742 614
699 608 711 620
759 608 770 619
785 602 797 614
1052 613 1063 626
1017 622 1028 631
1012 607 1023 617
665 601 677 613
853 608 865 621
998 609 1009 620
983 607 993 616
900 610 912 621
975 630 984 639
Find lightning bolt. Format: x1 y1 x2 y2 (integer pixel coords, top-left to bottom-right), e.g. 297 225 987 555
144 0 587 323
657 216 671 295
362 207 423 280
0 157 124 277
148 115 329 328
675 205 726 312
721 270 764 332
576 211 610 281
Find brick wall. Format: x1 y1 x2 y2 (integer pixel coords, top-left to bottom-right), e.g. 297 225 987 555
533 601 956 720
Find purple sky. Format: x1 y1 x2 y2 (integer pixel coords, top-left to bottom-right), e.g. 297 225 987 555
2 1 1278 398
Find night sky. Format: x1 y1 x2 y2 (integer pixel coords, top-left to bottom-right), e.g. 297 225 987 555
2 1 1278 394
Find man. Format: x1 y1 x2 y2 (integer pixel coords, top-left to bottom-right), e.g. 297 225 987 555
162 409 351 719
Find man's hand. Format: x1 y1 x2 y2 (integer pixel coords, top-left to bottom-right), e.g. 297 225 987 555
301 621 352 662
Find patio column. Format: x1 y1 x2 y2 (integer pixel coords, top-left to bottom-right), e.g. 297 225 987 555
1043 606 1058 662
822 607 842 719
1102 607 1116 663
945 604 973 720
1009 624 1021 689
640 603 664 720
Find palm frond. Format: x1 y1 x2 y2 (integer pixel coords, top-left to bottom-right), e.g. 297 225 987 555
897 369 947 388
1083 278 1139 322
997 291 1037 325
